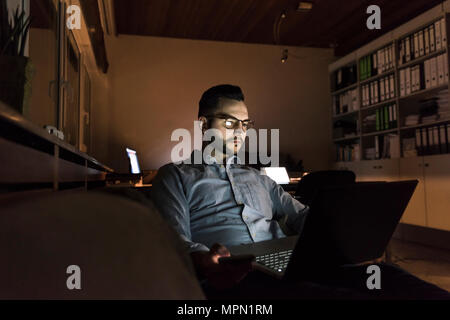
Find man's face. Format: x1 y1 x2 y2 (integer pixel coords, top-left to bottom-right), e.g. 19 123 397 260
200 98 250 155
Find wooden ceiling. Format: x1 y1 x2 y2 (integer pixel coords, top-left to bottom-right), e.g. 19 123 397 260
114 0 444 56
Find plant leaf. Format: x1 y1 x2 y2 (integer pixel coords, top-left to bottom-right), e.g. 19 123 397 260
1 17 21 55
19 16 32 56
0 5 31 56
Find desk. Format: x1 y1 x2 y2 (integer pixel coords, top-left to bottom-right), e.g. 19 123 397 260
281 183 298 193
281 179 300 196
107 182 152 189
106 170 157 187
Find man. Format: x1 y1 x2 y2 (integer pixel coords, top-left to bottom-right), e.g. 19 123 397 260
152 84 449 299
152 84 306 289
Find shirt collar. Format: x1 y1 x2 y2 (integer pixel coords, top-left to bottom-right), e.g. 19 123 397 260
190 150 242 167
204 153 242 167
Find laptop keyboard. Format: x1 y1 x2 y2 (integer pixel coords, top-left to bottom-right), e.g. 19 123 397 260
255 250 293 273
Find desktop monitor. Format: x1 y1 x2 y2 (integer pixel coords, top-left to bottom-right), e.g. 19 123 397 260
126 148 141 174
260 167 290 184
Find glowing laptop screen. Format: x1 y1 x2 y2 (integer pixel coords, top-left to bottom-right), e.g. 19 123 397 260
126 148 141 174
260 167 290 184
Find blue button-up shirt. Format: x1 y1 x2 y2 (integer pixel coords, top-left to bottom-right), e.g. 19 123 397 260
151 150 309 253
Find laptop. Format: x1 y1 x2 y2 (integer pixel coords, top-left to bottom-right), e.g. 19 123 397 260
126 148 141 174
260 167 291 184
228 180 418 281
124 148 152 187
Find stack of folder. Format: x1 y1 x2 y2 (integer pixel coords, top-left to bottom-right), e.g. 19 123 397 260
359 43 395 81
418 93 450 124
415 124 450 155
437 89 450 120
336 143 360 162
333 64 357 91
424 53 448 89
398 15 449 98
398 17 447 65
361 74 395 107
404 114 420 126
366 134 400 160
400 53 449 96
403 137 418 158
333 88 359 115
375 104 397 131
362 114 376 133
333 119 358 139
419 98 440 124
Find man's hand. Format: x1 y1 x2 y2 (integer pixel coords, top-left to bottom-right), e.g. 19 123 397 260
190 243 253 290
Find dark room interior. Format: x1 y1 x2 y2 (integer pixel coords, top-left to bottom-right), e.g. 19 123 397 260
0 0 449 306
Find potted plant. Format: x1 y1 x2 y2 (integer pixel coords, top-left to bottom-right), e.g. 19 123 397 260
0 2 33 115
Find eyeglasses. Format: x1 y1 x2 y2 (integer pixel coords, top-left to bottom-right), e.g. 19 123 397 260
205 114 255 131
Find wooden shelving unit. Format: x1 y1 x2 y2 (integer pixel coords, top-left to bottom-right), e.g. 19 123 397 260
329 10 450 163
328 3 450 232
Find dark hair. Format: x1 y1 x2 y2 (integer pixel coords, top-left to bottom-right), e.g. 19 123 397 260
198 84 244 118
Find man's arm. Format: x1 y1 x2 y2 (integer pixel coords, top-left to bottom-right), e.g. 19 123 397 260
152 165 253 289
151 164 209 253
261 175 310 235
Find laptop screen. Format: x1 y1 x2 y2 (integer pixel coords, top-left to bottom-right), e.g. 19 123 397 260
260 167 290 184
126 148 141 174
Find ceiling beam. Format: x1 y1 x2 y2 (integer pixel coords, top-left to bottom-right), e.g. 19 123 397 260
98 0 117 36
79 0 109 73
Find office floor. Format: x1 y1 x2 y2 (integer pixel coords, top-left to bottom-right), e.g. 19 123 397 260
387 238 450 292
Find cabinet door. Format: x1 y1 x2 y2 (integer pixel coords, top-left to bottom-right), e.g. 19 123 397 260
423 154 450 231
399 157 426 227
358 159 400 182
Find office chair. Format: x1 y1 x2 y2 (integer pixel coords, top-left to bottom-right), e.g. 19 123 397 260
294 170 356 206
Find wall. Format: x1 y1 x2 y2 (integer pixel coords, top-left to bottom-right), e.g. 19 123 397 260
102 34 335 172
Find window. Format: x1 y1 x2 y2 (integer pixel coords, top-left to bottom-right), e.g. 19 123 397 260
27 0 90 150
1 0 96 152
28 0 59 128
80 65 91 153
62 33 81 147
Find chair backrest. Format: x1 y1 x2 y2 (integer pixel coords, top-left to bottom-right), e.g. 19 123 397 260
295 170 356 206
0 190 205 299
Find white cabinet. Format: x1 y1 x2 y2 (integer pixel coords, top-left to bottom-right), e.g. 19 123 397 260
333 154 450 231
399 157 427 227
356 159 400 182
423 154 450 231
334 159 399 181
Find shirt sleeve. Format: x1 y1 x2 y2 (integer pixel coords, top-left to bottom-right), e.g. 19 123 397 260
151 164 210 253
261 175 310 235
